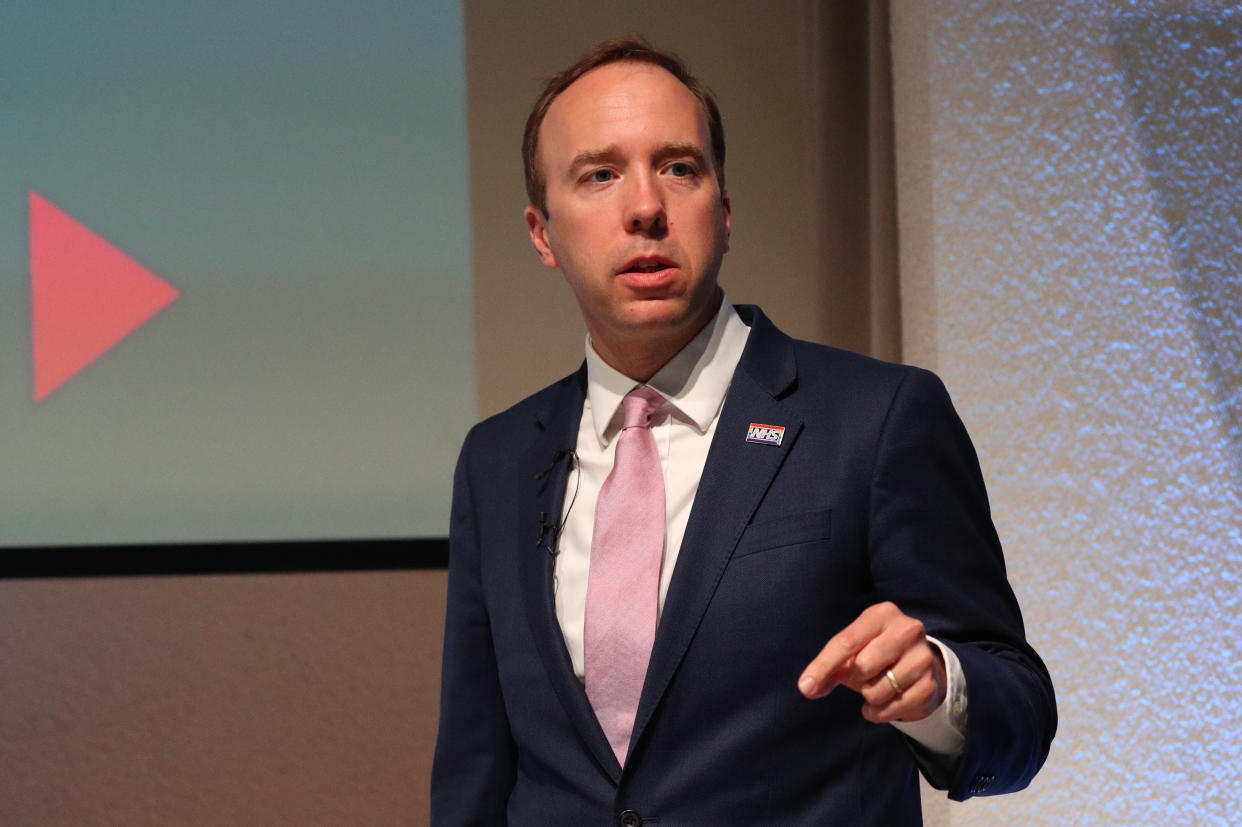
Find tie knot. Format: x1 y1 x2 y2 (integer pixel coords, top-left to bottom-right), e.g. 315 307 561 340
620 386 665 430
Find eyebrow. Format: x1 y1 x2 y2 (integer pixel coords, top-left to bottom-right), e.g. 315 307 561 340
567 147 619 177
566 142 710 177
653 142 709 169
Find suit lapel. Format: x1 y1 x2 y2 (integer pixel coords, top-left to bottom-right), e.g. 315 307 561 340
631 306 803 754
515 366 623 782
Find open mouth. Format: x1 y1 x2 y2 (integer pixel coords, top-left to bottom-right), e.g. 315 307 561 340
620 257 676 275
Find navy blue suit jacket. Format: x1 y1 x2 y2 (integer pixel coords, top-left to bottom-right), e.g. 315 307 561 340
432 306 1055 825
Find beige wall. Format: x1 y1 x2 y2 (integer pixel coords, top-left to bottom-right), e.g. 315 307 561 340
0 570 445 825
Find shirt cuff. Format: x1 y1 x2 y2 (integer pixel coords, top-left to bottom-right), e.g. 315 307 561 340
890 635 966 758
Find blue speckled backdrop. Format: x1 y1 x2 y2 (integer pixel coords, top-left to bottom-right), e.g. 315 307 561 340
920 1 1242 823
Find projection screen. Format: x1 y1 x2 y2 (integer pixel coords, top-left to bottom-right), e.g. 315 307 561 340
1 0 474 549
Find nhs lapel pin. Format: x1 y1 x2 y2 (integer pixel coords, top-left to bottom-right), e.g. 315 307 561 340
745 422 785 446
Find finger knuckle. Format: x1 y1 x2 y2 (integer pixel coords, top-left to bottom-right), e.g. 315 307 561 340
897 618 925 647
852 651 872 675
835 630 861 654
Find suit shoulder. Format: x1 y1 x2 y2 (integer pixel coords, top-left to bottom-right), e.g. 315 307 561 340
461 367 585 450
786 338 947 401
734 304 952 413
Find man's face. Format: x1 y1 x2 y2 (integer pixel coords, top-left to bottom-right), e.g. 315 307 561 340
525 61 731 372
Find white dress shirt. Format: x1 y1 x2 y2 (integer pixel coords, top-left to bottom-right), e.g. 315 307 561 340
554 295 965 758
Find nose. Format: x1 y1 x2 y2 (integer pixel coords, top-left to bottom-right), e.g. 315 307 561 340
624 173 666 236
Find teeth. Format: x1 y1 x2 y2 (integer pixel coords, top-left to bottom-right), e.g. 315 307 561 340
634 262 663 272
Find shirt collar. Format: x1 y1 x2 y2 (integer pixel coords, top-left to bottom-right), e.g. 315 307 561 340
584 294 751 447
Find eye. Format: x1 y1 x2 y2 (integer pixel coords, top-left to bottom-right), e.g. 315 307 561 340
667 162 695 177
588 169 614 183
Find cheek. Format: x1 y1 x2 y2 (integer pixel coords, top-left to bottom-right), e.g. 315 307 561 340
549 218 601 261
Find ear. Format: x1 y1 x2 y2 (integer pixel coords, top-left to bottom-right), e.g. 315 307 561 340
524 205 558 269
721 190 732 253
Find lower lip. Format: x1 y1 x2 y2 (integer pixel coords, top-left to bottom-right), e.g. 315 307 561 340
620 267 676 288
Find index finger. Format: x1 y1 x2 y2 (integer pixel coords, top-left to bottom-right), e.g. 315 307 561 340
796 604 890 699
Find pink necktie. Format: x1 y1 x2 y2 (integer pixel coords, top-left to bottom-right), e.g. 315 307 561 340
585 386 666 766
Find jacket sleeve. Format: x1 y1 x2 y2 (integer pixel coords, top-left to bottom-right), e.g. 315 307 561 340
867 367 1057 800
430 426 516 824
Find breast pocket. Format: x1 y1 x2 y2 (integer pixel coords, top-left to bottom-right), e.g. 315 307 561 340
732 507 832 559
704 506 856 674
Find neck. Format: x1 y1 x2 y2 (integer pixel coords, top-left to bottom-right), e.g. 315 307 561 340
589 292 721 382
592 340 682 384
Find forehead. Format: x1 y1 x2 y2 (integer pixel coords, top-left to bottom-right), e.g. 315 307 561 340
539 61 711 167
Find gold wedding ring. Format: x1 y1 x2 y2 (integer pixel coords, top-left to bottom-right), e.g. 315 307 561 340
885 668 904 696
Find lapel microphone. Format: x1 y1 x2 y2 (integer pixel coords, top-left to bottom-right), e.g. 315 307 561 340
533 449 577 557
536 511 556 551
533 448 577 481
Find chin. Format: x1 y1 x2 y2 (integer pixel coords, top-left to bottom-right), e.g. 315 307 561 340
619 299 697 330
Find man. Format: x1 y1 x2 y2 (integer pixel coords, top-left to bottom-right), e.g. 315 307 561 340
432 39 1055 825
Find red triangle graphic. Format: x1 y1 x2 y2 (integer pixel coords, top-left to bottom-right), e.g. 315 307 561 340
29 191 180 402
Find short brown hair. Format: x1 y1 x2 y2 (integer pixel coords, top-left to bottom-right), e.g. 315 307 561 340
522 37 726 215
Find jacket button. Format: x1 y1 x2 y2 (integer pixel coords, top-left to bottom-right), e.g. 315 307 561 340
618 810 642 827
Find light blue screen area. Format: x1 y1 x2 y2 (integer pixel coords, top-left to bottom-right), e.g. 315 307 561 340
0 1 474 544
1114 11 1242 484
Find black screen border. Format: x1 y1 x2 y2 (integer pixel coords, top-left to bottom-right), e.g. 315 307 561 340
0 537 448 578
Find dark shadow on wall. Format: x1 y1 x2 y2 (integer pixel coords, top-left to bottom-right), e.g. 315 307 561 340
1112 12 1242 485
